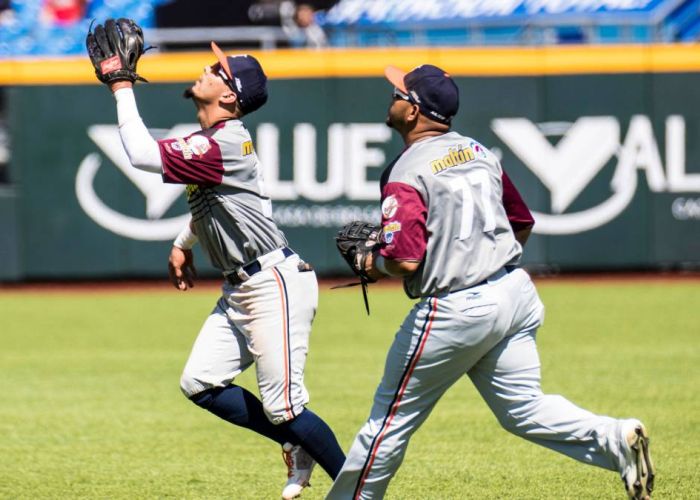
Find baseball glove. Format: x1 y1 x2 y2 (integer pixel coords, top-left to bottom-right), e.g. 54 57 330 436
334 221 381 314
86 18 148 84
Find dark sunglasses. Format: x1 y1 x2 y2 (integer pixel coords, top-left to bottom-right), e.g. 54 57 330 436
211 63 237 92
392 87 413 102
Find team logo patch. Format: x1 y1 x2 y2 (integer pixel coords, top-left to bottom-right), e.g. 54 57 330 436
242 140 253 156
381 195 399 218
470 140 488 159
187 135 212 156
100 55 122 74
382 221 402 244
175 138 191 159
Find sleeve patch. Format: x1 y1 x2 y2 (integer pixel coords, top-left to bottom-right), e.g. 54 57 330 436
381 195 399 218
379 182 427 261
168 135 212 160
242 140 253 156
382 221 402 244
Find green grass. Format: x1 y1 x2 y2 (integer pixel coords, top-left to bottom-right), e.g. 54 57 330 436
1 280 699 499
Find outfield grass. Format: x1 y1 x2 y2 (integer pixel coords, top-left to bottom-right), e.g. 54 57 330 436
1 279 698 499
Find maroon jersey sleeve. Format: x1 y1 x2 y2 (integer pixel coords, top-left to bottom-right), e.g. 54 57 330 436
502 170 534 232
158 132 225 185
379 182 428 261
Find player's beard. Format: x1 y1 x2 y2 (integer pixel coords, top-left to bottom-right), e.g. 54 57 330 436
183 87 195 99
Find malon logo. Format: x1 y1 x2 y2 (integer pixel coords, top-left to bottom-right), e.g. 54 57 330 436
492 115 700 234
75 125 197 240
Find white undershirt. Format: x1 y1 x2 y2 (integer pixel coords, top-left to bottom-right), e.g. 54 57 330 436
114 87 162 173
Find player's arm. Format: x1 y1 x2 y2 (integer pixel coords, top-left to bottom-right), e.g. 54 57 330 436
501 170 534 247
109 81 163 173
366 182 427 280
366 253 419 280
168 219 198 291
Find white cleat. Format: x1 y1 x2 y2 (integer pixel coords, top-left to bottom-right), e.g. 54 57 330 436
619 420 655 499
281 442 316 500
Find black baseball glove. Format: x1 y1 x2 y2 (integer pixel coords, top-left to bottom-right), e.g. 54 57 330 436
336 220 381 282
334 221 381 314
86 18 148 84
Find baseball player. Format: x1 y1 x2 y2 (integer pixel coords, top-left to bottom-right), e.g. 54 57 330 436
326 65 655 499
86 20 344 499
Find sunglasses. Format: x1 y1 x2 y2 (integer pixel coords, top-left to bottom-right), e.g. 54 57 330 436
392 87 413 102
211 63 237 93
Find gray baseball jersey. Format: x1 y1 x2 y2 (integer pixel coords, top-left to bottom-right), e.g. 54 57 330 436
160 119 313 425
328 131 641 500
159 120 287 271
378 131 525 298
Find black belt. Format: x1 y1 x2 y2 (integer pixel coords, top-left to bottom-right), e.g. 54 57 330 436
472 265 518 288
226 247 294 287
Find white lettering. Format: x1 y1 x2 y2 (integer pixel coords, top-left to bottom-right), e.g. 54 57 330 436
671 197 700 220
273 204 381 227
613 115 666 192
293 123 345 202
666 115 700 192
257 123 296 200
257 123 389 201
345 124 391 200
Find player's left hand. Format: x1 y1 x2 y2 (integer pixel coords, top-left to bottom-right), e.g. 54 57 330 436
168 246 197 291
335 220 381 283
86 18 148 85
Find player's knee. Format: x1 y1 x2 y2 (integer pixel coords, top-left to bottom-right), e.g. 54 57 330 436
180 370 203 399
262 401 295 425
497 414 522 435
494 400 542 436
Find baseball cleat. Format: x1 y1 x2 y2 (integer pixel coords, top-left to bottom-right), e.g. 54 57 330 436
281 442 315 499
619 420 655 499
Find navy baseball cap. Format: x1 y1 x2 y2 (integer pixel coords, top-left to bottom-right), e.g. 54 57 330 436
211 42 268 115
385 64 459 124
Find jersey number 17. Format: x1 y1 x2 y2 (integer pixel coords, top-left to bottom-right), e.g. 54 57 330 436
451 169 497 240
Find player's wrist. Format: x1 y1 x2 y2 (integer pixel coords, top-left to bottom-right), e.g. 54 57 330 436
110 80 134 94
173 224 198 250
373 255 395 277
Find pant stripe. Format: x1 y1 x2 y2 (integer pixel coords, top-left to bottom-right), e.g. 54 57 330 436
353 297 438 499
272 267 295 420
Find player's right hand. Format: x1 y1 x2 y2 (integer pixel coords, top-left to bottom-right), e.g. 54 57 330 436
168 246 197 291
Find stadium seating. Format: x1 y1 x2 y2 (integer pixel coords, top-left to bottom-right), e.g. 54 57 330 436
2 0 700 56
319 0 700 46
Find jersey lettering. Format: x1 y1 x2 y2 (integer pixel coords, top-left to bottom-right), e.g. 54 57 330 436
451 169 497 240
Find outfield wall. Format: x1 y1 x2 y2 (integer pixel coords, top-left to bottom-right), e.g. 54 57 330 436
1 45 699 280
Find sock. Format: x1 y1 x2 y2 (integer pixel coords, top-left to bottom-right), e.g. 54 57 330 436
280 408 346 479
190 385 292 445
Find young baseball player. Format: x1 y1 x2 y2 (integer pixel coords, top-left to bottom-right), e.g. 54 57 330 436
326 65 655 499
87 20 344 499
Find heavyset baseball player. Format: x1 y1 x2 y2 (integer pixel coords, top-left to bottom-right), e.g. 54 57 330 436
327 64 655 499
86 19 344 499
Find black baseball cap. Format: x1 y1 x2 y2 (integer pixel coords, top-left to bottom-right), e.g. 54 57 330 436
211 42 268 115
385 64 459 124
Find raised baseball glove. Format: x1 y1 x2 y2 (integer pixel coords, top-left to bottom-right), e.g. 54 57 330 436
334 221 381 314
86 18 148 84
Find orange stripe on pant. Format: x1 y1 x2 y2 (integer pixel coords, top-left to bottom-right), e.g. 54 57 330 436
272 267 293 421
354 297 438 498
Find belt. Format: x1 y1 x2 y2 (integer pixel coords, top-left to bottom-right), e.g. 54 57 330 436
225 247 294 287
472 265 518 288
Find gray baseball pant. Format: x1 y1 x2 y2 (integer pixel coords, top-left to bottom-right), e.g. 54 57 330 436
327 268 628 499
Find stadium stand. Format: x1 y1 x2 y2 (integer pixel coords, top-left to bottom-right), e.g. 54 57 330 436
319 0 700 46
1 0 700 56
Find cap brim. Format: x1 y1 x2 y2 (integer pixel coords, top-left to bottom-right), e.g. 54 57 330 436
384 66 407 93
211 41 233 80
